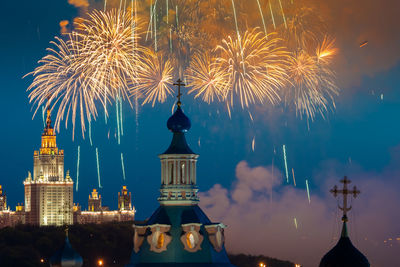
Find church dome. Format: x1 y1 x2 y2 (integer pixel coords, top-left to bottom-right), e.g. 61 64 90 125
50 231 83 267
319 222 370 267
167 105 191 133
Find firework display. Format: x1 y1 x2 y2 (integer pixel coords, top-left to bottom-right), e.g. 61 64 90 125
26 0 340 136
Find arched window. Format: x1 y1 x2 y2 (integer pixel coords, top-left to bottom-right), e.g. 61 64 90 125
169 162 173 184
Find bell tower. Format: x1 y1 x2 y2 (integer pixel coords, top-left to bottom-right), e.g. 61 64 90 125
158 80 199 205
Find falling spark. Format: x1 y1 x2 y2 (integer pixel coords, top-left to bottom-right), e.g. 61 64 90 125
278 0 287 29
88 119 93 146
252 137 255 152
292 168 296 186
96 147 102 188
269 0 276 29
283 144 289 183
76 146 80 192
294 217 298 229
121 152 126 180
198 137 201 147
380 94 384 100
248 111 254 121
359 41 368 48
306 179 311 203
41 106 45 128
256 0 268 39
119 97 124 135
166 0 169 24
116 98 121 145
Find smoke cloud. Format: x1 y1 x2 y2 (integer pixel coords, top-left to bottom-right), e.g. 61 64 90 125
200 159 400 267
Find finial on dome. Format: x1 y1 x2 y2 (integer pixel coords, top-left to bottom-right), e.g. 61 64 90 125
330 176 360 222
173 79 185 107
167 79 191 133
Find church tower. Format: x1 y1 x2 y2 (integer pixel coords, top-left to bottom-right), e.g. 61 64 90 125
24 107 73 226
319 177 369 267
128 80 236 267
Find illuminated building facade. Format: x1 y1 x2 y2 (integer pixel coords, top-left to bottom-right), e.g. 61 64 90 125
118 186 132 211
23 108 73 226
0 185 7 211
73 186 135 224
88 189 103 212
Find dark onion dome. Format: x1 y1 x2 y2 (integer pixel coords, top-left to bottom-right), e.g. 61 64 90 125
50 232 83 267
319 222 370 267
167 105 191 133
163 104 195 154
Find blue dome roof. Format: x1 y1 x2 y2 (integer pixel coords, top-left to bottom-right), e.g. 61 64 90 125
167 105 191 133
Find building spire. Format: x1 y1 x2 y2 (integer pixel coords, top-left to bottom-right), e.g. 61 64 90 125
330 176 360 223
173 79 185 107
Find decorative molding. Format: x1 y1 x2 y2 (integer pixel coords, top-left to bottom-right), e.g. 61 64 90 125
133 225 147 253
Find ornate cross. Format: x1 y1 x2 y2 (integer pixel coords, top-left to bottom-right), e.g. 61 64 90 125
330 176 360 222
173 79 185 106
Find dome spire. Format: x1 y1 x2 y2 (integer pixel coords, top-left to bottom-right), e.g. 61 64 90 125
319 176 369 267
173 79 185 107
330 176 360 224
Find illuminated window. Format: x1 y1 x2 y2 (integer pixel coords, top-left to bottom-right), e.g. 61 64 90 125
155 232 165 249
186 232 195 249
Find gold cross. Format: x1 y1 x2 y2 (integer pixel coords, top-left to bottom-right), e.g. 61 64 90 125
173 79 185 106
330 176 360 222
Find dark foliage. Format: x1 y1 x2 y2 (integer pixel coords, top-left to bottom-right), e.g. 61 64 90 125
0 223 295 267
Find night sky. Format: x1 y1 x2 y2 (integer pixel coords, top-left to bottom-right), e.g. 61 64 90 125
0 0 399 266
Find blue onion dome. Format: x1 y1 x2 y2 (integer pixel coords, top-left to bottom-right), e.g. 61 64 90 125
167 104 191 133
319 222 370 267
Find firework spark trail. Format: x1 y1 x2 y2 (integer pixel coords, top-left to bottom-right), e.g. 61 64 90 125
283 144 289 183
230 0 245 74
96 147 102 188
133 48 174 106
306 179 311 203
76 146 80 192
119 96 124 135
252 137 255 152
89 119 93 146
27 9 141 138
278 0 287 29
292 167 296 186
269 0 276 29
41 106 45 128
116 98 121 144
166 0 169 24
26 34 104 139
187 53 227 103
216 28 288 109
256 0 268 39
286 37 339 120
121 152 126 180
294 217 298 229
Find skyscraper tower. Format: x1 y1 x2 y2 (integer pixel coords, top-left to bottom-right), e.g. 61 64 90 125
128 80 236 267
24 107 73 226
